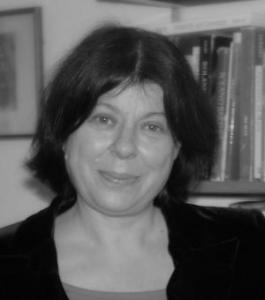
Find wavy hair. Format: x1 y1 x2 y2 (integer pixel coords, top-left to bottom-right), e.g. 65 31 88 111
27 24 218 208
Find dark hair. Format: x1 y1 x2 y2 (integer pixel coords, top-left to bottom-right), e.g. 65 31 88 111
27 24 218 208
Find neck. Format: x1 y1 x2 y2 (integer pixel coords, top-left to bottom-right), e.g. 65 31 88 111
65 200 164 250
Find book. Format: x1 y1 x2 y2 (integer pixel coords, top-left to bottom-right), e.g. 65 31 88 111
253 29 265 180
191 44 200 80
198 35 213 95
224 31 242 180
262 51 265 181
210 35 232 181
211 45 231 181
210 34 232 97
219 36 234 181
238 27 257 181
170 26 265 183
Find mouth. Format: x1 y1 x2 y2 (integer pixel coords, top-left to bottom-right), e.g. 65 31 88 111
98 170 139 186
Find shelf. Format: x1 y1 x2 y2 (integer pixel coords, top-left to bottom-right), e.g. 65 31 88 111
98 0 251 7
191 181 265 195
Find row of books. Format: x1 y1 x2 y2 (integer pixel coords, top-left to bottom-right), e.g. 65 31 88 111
169 26 265 182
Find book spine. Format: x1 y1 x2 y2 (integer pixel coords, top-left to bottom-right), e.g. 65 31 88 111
253 29 265 180
238 27 256 181
261 47 265 181
211 46 231 181
224 32 242 180
191 45 200 80
199 35 212 95
220 38 234 181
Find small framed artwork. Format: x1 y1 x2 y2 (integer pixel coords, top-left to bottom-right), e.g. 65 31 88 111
0 7 42 137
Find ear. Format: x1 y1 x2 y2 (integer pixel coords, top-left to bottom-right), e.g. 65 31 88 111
62 143 68 160
173 142 181 160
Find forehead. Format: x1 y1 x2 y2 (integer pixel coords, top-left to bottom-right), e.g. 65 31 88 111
96 82 165 113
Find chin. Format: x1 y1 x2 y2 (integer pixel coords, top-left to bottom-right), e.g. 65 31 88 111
93 199 153 218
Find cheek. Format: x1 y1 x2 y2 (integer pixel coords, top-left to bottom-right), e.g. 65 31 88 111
66 131 112 163
141 140 178 171
64 132 112 189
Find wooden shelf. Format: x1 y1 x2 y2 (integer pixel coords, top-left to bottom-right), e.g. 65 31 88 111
191 181 265 195
98 0 251 7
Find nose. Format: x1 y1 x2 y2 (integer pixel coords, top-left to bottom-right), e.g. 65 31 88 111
111 124 138 159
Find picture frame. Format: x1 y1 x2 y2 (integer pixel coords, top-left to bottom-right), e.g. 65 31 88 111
0 7 42 137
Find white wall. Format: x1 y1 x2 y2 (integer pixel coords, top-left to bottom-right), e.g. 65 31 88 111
0 0 265 227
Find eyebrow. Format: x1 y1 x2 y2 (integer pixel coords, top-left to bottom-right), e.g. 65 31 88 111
142 112 167 118
96 102 166 118
95 102 118 112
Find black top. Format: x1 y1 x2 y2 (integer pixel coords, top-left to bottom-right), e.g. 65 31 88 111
0 198 265 300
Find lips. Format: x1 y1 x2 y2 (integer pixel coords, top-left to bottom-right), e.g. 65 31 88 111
99 170 139 186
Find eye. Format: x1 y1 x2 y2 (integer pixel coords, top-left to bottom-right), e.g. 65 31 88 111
143 122 165 134
88 114 116 127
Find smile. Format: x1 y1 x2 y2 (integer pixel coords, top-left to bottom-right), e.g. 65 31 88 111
98 170 139 186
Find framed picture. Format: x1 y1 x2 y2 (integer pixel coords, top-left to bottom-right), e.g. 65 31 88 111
0 7 42 137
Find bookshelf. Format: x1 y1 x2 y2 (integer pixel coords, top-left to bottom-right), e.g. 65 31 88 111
166 20 265 196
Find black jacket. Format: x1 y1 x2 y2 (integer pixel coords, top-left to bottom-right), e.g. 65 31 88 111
0 199 265 300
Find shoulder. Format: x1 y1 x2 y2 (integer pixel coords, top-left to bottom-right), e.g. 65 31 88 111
0 222 22 254
163 201 265 246
184 202 265 230
0 204 54 255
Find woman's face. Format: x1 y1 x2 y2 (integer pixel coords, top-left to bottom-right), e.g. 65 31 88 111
64 83 180 217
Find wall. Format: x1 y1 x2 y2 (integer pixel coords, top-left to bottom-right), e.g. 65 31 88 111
0 0 264 227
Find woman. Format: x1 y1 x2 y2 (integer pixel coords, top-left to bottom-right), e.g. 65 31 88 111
0 24 264 300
